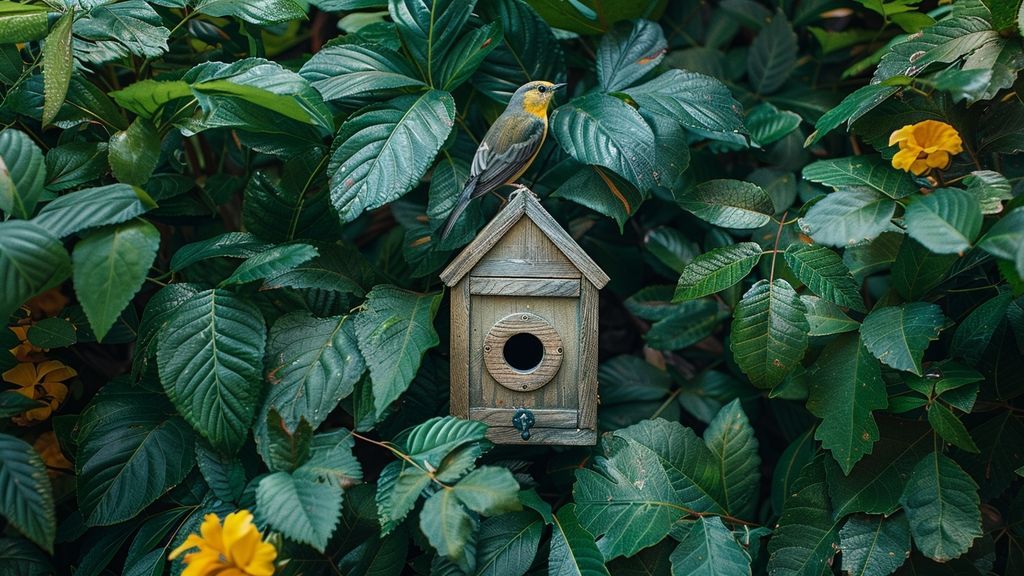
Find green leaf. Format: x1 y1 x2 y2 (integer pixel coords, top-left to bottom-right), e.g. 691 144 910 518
624 69 746 141
767 458 841 576
157 289 266 453
41 9 73 126
875 15 1000 81
0 221 71 322
730 279 808 389
0 391 43 418
951 292 1012 365
437 21 503 92
745 103 802 147
0 433 54 552
45 142 109 192
108 118 160 186
807 83 899 145
376 459 431 534
860 303 945 376
0 536 53 574
452 466 521 516
674 243 761 302
0 129 45 219
927 403 979 453
109 79 192 120
552 165 643 233
299 40 427 101
747 11 797 95
784 243 865 312
74 1 170 63
133 283 201 379
528 0 667 35
169 232 271 272
220 243 318 287
72 220 160 342
899 452 982 562
799 189 896 247
400 415 488 468
76 384 195 527
839 513 911 576
807 334 888 475
801 295 859 336
891 238 957 300
194 0 305 25
389 0 476 85
597 19 667 92
262 410 312 472
678 180 773 229
473 0 565 102
704 400 760 519
475 510 543 576
262 242 373 296
550 93 658 191
294 429 363 490
573 435 683 559
549 503 610 576
354 286 441 417
32 184 156 239
0 2 48 43
256 471 342 552
195 442 246 502
903 188 983 255
670 516 751 576
801 156 918 200
421 488 475 571
645 300 728 351
958 412 1024 499
329 90 455 222
964 170 1012 214
978 206 1024 277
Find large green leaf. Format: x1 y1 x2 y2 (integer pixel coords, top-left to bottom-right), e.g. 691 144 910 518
747 11 797 95
527 0 667 35
0 433 54 553
32 183 156 239
45 142 109 192
766 458 841 576
437 21 503 92
839 513 910 576
474 0 565 102
673 242 762 302
108 118 160 187
76 384 195 527
256 471 342 552
41 9 73 126
670 516 751 576
220 243 318 287
300 40 427 101
730 279 808 389
573 435 683 559
678 180 773 229
548 504 609 576
353 286 441 417
859 303 945 376
376 459 431 534
704 400 760 519
157 289 266 453
903 188 983 255
0 221 71 322
597 19 666 92
109 79 193 120
72 221 160 342
0 129 45 219
475 510 543 576
329 90 455 222
389 0 476 85
801 295 859 336
552 165 644 233
262 242 373 296
623 69 745 141
399 415 488 469
452 467 521 516
799 189 896 247
890 238 956 300
806 334 887 475
194 0 305 25
926 402 979 453
745 103 801 146
0 2 48 43
420 488 475 571
294 429 363 490
784 243 865 312
169 232 271 272
807 83 899 145
899 452 982 562
802 156 918 200
550 93 658 191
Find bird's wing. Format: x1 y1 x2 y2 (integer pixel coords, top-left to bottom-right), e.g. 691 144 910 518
468 114 546 198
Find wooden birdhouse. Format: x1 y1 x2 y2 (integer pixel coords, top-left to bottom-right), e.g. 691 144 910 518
440 189 609 445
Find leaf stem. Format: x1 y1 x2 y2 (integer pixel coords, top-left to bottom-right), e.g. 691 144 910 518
769 210 788 283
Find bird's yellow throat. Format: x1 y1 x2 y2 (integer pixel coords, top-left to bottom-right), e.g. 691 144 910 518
521 91 552 119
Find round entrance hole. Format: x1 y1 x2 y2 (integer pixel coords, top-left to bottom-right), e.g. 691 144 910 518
503 332 545 372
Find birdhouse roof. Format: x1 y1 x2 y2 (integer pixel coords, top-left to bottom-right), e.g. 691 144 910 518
440 189 610 289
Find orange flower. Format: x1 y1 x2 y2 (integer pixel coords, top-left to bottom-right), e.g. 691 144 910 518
3 361 76 425
8 325 44 362
889 120 963 175
169 510 277 576
33 431 72 476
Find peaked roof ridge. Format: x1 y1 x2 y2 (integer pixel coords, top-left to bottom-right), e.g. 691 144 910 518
439 188 610 288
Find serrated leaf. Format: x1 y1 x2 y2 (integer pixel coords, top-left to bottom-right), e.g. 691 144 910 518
74 1 170 63
452 466 521 516
891 238 957 300
748 11 797 95
390 0 476 85
799 189 896 247
839 513 910 576
108 118 160 186
807 334 887 475
0 2 48 43
41 10 73 126
0 221 71 322
220 243 318 287
473 0 565 102
784 243 865 312
745 103 802 146
549 504 610 576
679 180 774 229
670 516 751 576
802 156 917 200
329 90 454 222
767 458 840 576
903 188 983 255
624 69 745 141
195 442 245 502
72 220 160 342
32 184 156 239
674 242 762 302
354 286 441 417
860 303 945 376
704 400 760 519
730 279 808 389
133 283 201 379
645 300 728 351
294 429 363 490
927 402 979 453
400 415 488 468
421 488 475 571
194 0 305 25
0 129 45 219
256 471 341 552
476 510 543 576
801 295 859 336
262 410 312 472
45 142 109 192
0 433 55 552
437 21 503 92
299 40 426 101
899 452 981 562
169 232 271 272
597 19 667 92
157 289 266 453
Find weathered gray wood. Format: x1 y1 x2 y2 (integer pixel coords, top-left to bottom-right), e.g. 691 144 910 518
577 282 599 432
470 407 578 427
485 426 596 445
483 312 563 392
469 259 581 279
449 278 470 419
440 192 527 286
523 195 609 288
470 277 580 297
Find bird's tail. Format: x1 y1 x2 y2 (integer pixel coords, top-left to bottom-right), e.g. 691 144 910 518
439 175 479 241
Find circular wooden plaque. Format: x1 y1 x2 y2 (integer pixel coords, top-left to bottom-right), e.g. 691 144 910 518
483 312 563 392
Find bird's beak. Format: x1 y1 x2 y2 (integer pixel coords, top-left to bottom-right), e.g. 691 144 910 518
553 83 567 91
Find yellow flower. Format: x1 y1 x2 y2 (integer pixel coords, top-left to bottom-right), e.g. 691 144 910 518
169 510 277 576
33 431 72 476
8 325 44 362
889 120 963 175
3 361 76 425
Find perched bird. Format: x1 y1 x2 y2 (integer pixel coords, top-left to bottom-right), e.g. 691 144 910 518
439 80 566 240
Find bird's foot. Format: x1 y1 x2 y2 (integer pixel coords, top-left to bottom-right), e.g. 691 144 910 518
508 183 536 200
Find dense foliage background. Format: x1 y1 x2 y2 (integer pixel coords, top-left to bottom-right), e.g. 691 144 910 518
1 0 1024 574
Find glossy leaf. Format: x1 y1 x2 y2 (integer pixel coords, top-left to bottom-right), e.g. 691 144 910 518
194 0 305 25
41 10 73 126
704 400 760 519
799 189 896 247
673 242 762 301
784 243 865 312
899 452 982 562
32 184 156 239
801 295 859 336
766 458 840 576
474 0 565 102
670 516 751 576
0 129 45 219
0 433 54 552
748 11 797 95
452 466 521 516
678 180 774 229
389 0 476 84
730 279 808 389
420 488 475 571
108 118 160 186
220 243 318 287
0 221 71 322
597 19 667 92
624 70 746 141
802 156 917 200
839 513 911 576
903 188 983 255
860 303 945 376
300 39 426 101
256 471 342 552
549 503 609 576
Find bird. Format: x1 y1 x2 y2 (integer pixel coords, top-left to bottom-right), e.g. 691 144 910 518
439 80 566 240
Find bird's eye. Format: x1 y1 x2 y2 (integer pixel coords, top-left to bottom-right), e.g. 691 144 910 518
537 85 547 93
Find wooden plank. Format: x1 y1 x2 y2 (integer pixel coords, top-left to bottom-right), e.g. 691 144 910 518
523 194 610 289
470 407 578 428
577 282 599 431
485 426 596 445
449 278 470 418
470 277 580 297
469 259 581 279
440 192 527 286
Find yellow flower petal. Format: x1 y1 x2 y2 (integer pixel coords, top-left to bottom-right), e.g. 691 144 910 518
891 147 921 172
37 360 76 383
170 510 276 576
889 124 917 146
169 534 206 560
3 363 39 388
926 150 950 169
910 158 930 175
